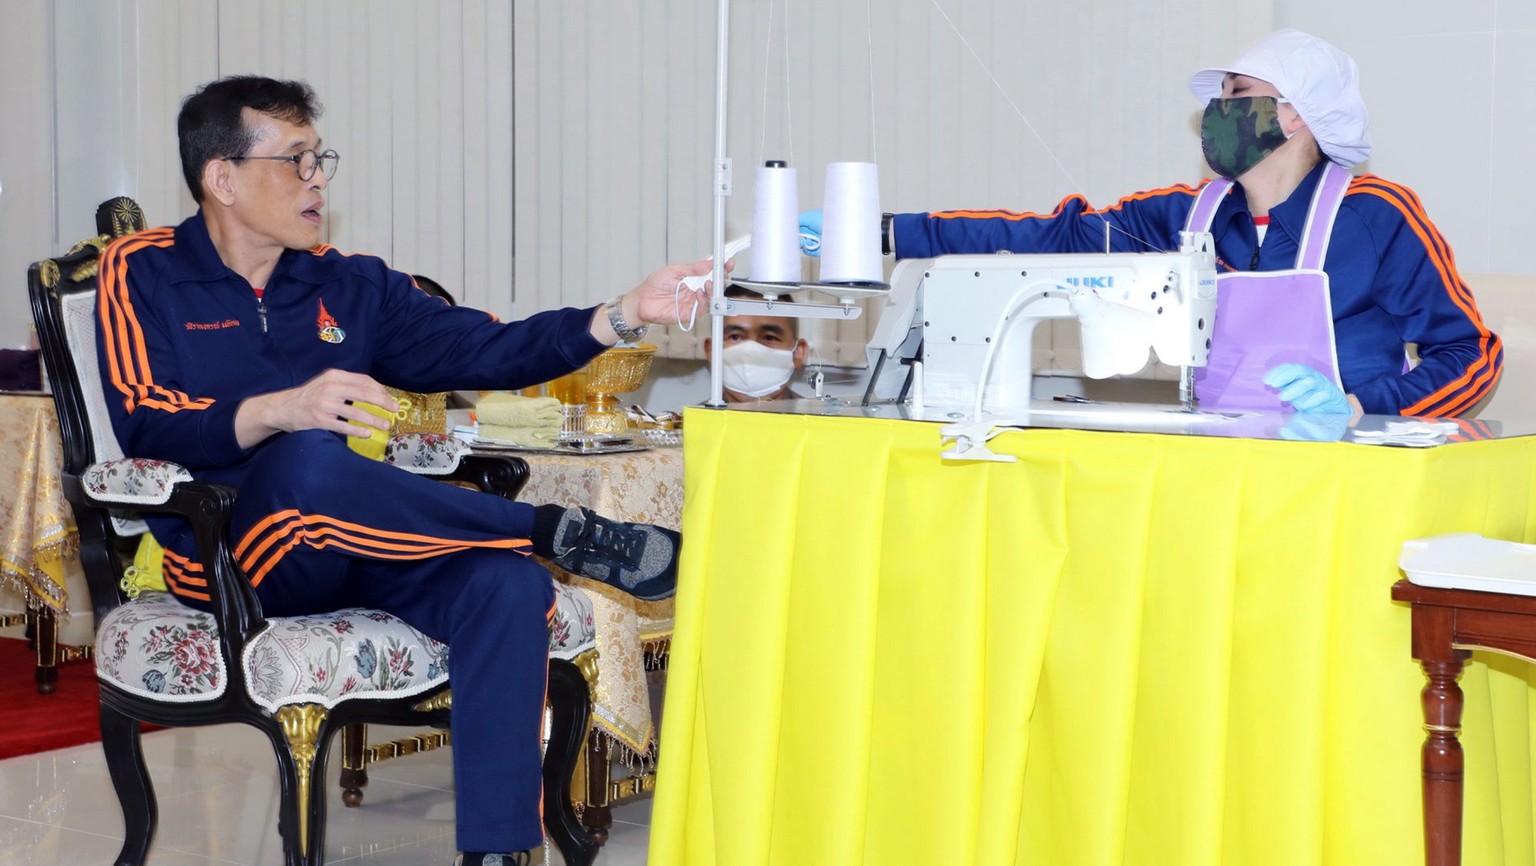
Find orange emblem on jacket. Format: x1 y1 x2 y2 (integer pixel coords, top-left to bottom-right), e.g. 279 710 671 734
316 300 346 344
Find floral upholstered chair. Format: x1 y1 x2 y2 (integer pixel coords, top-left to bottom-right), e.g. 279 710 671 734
27 198 604 866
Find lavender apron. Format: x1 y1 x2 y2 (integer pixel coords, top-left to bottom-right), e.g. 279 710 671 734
1186 162 1350 411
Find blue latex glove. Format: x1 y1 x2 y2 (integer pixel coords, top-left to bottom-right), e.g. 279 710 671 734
798 209 823 257
1278 412 1350 442
1263 363 1350 415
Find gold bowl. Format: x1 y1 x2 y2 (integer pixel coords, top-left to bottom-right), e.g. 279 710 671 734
585 344 656 392
584 344 657 434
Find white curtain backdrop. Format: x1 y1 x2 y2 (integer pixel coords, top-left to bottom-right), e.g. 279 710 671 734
1 0 514 331
4 1 1531 360
512 0 1269 364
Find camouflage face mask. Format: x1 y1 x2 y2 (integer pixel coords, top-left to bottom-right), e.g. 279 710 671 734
1200 96 1288 179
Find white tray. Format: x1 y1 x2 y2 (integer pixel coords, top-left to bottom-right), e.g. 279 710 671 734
471 436 650 456
470 436 557 452
1400 533 1536 596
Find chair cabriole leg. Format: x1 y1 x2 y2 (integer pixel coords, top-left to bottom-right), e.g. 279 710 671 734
276 703 328 863
100 703 156 866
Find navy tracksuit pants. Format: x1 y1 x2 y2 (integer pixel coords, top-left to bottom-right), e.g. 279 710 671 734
230 430 552 854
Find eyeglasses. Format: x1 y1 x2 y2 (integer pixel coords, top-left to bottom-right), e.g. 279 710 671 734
228 148 340 181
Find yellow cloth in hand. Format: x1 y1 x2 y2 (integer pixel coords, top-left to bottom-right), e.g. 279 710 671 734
476 393 564 428
478 423 561 447
346 400 399 461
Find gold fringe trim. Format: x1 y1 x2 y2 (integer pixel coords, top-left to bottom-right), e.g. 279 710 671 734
641 635 671 672
1 561 69 613
592 720 658 775
34 535 79 574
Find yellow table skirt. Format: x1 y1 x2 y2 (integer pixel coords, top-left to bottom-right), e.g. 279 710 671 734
652 409 1536 866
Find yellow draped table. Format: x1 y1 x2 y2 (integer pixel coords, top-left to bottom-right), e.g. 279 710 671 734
652 409 1536 866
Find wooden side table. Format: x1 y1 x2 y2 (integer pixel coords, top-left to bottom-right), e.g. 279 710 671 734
1390 579 1536 866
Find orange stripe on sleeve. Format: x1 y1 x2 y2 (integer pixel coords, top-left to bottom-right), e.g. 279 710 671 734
931 182 1203 223
1351 178 1484 318
99 231 172 407
1347 178 1499 415
98 229 217 414
1408 337 1503 417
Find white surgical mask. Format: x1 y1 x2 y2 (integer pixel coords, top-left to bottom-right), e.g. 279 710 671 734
722 340 796 398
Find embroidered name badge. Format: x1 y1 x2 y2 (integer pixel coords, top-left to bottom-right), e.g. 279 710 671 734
316 299 346 344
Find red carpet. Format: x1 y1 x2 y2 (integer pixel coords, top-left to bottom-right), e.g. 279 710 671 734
0 636 109 760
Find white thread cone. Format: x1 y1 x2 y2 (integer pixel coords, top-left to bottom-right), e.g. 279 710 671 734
819 161 883 284
749 161 801 284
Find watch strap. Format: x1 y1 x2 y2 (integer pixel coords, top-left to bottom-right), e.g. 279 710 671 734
605 297 648 342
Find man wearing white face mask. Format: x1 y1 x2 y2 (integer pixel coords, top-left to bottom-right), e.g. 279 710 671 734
703 285 810 403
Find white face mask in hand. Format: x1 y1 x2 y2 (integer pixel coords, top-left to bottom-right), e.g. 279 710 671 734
722 340 796 398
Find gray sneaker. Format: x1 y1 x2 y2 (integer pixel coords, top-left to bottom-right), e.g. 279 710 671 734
549 506 680 600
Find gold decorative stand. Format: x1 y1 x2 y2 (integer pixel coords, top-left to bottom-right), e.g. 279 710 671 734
583 344 656 435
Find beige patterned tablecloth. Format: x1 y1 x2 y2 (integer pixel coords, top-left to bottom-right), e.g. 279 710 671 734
516 445 681 758
0 394 78 615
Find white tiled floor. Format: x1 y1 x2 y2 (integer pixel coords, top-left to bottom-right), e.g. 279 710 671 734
0 722 651 865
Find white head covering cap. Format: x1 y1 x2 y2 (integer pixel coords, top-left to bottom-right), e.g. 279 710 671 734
1188 29 1371 168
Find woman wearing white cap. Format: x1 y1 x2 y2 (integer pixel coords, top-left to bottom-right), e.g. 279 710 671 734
832 30 1503 419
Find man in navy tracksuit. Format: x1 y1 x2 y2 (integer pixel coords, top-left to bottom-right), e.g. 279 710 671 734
98 76 711 866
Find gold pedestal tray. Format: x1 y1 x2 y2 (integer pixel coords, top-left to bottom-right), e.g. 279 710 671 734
584 344 656 435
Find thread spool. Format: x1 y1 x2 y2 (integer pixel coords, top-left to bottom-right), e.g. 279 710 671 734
818 161 884 286
749 160 801 284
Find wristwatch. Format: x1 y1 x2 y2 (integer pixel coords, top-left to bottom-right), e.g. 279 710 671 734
880 212 895 256
605 296 648 343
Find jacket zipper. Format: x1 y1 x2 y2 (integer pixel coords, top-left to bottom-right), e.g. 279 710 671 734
1248 214 1266 269
253 287 268 334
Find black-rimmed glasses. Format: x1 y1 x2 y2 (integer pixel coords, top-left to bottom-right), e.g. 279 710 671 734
228 148 340 181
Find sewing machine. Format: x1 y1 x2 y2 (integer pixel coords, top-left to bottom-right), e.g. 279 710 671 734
863 232 1221 459
923 231 1218 413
